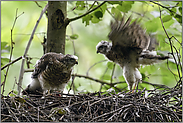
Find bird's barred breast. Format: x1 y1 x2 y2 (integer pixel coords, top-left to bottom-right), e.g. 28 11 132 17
38 65 71 90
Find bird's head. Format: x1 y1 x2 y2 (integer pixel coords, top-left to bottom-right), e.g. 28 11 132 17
62 54 78 68
96 40 112 55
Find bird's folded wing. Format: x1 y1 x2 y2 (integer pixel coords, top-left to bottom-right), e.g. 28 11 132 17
31 57 48 78
31 52 64 78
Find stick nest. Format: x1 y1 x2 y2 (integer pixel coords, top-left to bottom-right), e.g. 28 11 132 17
1 81 182 122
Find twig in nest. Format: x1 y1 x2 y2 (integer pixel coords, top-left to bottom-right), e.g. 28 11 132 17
1 84 182 122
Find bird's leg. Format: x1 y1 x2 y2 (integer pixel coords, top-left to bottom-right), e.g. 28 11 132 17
41 89 51 98
127 83 133 92
132 84 137 93
58 90 63 97
123 64 136 93
47 89 50 95
41 90 46 99
132 68 142 93
53 90 62 97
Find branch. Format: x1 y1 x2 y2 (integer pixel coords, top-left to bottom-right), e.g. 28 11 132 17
72 74 114 86
86 60 107 76
106 8 115 19
142 80 170 89
166 58 178 81
110 63 116 87
150 1 177 14
72 74 125 91
68 1 107 22
87 1 97 11
72 74 124 86
100 66 109 91
34 1 42 8
1 9 24 95
17 4 48 95
24 69 34 73
159 7 181 81
1 56 22 71
69 24 76 55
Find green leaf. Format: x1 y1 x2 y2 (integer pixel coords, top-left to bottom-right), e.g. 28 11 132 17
139 1 147 3
1 42 10 52
1 42 8 49
117 1 134 13
178 7 182 15
82 14 92 26
170 8 176 15
1 49 10 53
118 75 125 81
94 2 107 13
101 75 111 80
89 4 97 9
100 2 107 13
48 107 67 119
141 73 146 80
91 16 100 23
174 14 182 24
1 57 10 65
107 62 114 69
111 7 122 18
177 1 182 7
107 1 122 5
76 1 85 10
70 34 79 39
144 17 160 32
94 11 103 19
57 108 67 115
162 15 172 23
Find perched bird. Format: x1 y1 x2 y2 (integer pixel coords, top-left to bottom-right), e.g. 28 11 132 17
22 52 78 96
96 16 169 91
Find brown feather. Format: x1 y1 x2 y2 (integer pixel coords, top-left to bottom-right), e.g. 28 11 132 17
108 16 150 50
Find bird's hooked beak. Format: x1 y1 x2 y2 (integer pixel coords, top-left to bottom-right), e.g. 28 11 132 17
75 60 78 65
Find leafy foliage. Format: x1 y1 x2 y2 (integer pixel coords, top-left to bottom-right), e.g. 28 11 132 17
1 42 10 66
81 2 107 26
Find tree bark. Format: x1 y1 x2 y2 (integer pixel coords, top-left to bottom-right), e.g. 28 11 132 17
46 1 67 54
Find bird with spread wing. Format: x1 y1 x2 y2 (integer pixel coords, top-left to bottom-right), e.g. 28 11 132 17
96 16 169 91
22 52 78 96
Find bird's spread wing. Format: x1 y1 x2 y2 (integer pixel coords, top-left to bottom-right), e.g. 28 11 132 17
108 16 150 50
138 50 169 65
148 35 159 51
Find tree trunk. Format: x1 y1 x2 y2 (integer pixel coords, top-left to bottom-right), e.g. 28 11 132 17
46 1 67 54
